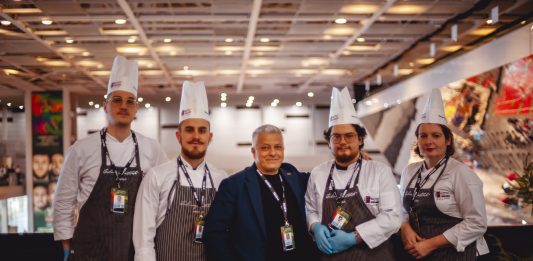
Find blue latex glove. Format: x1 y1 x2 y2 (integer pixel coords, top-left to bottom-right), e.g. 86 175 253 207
328 229 357 253
312 223 333 255
63 249 70 261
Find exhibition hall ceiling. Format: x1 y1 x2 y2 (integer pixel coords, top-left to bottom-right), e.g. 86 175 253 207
0 0 531 106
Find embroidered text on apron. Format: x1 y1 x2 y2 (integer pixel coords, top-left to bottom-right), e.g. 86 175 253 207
402 158 476 261
70 129 142 261
154 157 216 261
320 159 395 261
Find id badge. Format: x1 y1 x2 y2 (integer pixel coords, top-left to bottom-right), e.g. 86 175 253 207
110 188 128 214
194 215 205 243
280 224 295 251
330 206 351 230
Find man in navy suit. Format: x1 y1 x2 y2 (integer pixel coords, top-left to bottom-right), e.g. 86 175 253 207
204 124 317 261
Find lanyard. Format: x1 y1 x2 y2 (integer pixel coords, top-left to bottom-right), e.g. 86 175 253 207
327 156 362 206
100 128 138 188
256 170 290 226
410 156 449 206
177 157 213 208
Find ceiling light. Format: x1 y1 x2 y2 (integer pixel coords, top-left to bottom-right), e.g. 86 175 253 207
41 60 70 67
137 97 143 102
307 92 314 97
155 45 183 54
221 96 227 101
116 46 148 54
65 38 74 44
249 59 274 67
260 38 270 43
221 92 227 97
398 69 414 75
441 45 462 52
324 27 356 36
215 46 243 52
416 58 435 65
170 51 177 56
409 62 415 67
225 38 233 43
165 97 171 102
347 44 380 51
2 8 42 14
245 103 252 108
104 95 108 99
521 20 526 25
115 19 127 25
248 96 255 101
469 28 496 36
486 19 493 25
273 99 279 104
323 69 349 76
295 102 302 107
128 37 136 43
6 103 11 107
163 38 172 43
342 50 351 55
140 70 164 76
88 101 94 106
335 18 347 24
387 5 428 14
252 46 279 52
271 102 277 107
145 103 151 108
1 20 11 26
301 57 327 67
225 50 232 55
41 19 53 25
183 66 189 71
94 104 100 109
340 4 379 14
3 69 19 75
356 37 365 42
91 71 109 76
100 29 137 36
323 35 332 40
56 46 87 54
221 102 227 108
82 51 91 56
77 60 103 67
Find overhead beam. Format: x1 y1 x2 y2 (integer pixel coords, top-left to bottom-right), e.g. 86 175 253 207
237 0 262 93
0 72 45 91
298 0 397 93
116 0 176 90
0 12 107 89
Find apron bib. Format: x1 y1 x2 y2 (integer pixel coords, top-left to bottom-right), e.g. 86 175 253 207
155 160 216 261
70 129 142 261
320 164 395 261
402 164 476 261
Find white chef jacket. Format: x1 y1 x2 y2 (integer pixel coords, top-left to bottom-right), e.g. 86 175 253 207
399 157 489 255
305 159 402 249
53 131 167 241
133 157 228 261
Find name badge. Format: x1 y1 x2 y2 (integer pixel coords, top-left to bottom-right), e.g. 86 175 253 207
364 196 379 205
280 224 295 251
330 206 351 230
110 188 128 214
194 215 205 243
435 191 451 200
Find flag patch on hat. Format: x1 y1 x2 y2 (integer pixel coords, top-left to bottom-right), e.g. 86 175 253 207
330 115 338 121
181 109 191 116
111 81 121 88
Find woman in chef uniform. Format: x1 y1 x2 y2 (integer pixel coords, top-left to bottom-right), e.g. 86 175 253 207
399 89 489 260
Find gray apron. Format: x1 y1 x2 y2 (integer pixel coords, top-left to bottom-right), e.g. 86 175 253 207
320 163 395 261
154 159 216 261
402 161 477 261
70 129 142 261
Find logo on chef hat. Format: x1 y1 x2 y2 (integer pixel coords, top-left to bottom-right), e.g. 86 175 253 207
181 109 191 116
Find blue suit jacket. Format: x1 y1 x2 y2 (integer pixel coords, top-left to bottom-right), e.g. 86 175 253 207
204 163 310 261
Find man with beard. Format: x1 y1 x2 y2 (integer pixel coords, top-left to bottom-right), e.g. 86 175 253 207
133 81 227 261
54 55 167 261
305 87 401 260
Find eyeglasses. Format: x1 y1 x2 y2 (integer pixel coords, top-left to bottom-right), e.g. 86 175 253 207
109 96 137 107
330 133 358 143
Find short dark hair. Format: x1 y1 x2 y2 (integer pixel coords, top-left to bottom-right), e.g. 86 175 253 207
413 124 455 158
323 124 367 149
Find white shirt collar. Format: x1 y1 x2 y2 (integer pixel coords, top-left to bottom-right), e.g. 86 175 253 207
179 155 207 171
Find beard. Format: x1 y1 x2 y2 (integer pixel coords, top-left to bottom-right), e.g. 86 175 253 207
182 146 207 160
334 149 358 164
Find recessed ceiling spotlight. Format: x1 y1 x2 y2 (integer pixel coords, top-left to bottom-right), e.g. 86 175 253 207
356 37 365 42
128 37 136 43
221 102 227 108
335 18 347 24
295 101 302 107
88 101 94 106
307 92 314 97
163 38 172 43
165 97 171 102
94 104 100 109
225 38 233 43
115 19 127 25
145 103 151 108
137 97 143 102
260 38 270 43
1 20 11 26
65 38 74 44
41 19 53 25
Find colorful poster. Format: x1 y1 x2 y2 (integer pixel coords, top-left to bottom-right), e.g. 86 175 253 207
494 54 533 116
31 91 63 233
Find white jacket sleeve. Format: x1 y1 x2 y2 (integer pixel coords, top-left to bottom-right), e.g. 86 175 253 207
356 167 402 249
442 167 487 252
133 168 161 261
399 165 412 222
53 146 80 241
305 171 321 229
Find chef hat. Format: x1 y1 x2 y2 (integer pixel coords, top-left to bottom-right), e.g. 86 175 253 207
179 81 210 124
328 87 360 127
419 88 447 126
107 55 139 97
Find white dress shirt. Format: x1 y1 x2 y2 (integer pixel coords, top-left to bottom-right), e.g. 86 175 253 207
399 157 489 255
133 157 228 261
305 159 402 249
53 131 167 241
